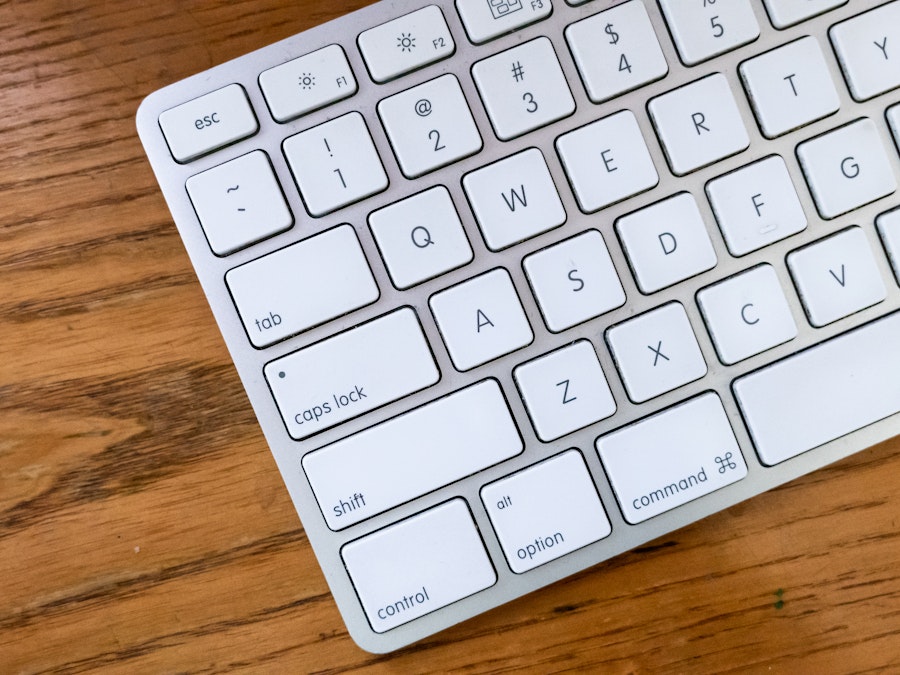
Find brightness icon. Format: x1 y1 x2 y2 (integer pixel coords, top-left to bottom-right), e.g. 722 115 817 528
397 32 416 52
298 72 316 89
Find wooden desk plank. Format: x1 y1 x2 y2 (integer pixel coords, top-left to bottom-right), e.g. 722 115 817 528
1 0 899 671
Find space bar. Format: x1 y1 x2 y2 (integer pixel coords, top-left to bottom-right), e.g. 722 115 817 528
733 311 900 466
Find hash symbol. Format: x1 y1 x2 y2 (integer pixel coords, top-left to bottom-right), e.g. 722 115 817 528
511 61 525 82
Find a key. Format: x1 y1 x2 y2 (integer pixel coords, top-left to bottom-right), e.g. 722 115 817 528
259 44 357 122
159 84 258 163
481 450 612 573
186 150 293 255
796 118 897 220
597 393 747 524
472 37 575 141
658 0 760 66
787 227 887 327
358 5 455 83
706 155 808 256
430 268 533 371
565 0 668 104
877 207 900 284
304 379 522 530
697 264 798 365
605 302 707 403
830 1 900 102
341 499 496 633
762 0 847 29
462 148 566 251
369 186 473 289
555 110 659 213
456 0 552 44
514 340 616 441
283 112 388 217
264 308 439 440
378 74 482 178
734 311 900 465
615 192 717 294
739 36 841 139
523 230 626 333
226 224 378 348
648 73 750 176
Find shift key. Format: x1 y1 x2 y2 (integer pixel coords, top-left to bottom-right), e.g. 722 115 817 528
265 308 439 440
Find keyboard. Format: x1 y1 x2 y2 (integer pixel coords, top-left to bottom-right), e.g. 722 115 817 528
136 0 900 653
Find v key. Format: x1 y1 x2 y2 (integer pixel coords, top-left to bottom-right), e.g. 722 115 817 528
788 227 886 327
829 264 847 287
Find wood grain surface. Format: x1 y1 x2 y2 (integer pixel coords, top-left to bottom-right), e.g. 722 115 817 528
2 1 900 671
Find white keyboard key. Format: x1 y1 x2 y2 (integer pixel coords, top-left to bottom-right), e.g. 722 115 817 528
456 0 552 44
430 268 533 371
830 2 900 102
342 499 496 633
615 192 717 294
734 311 900 466
555 110 659 213
226 224 379 348
514 341 616 441
787 227 887 327
796 118 897 220
482 451 611 573
369 186 473 289
462 148 565 251
597 393 747 524
697 264 798 365
877 207 900 284
606 302 707 403
304 380 522 530
472 37 575 141
265 308 439 440
283 112 388 217
706 155 807 256
259 45 357 122
658 0 760 66
649 74 750 176
378 75 482 178
358 5 455 83
739 36 840 139
523 230 626 333
762 0 847 29
159 84 258 163
565 1 668 103
890 104 900 147
186 151 292 255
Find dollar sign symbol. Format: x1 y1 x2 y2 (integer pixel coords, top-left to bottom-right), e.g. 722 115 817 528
605 23 619 45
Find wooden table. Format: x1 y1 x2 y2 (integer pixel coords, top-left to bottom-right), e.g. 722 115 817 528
2 1 899 671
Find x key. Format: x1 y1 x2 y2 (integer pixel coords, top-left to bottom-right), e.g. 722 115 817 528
606 303 707 403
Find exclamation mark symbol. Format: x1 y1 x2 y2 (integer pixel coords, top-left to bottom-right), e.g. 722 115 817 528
324 138 333 157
